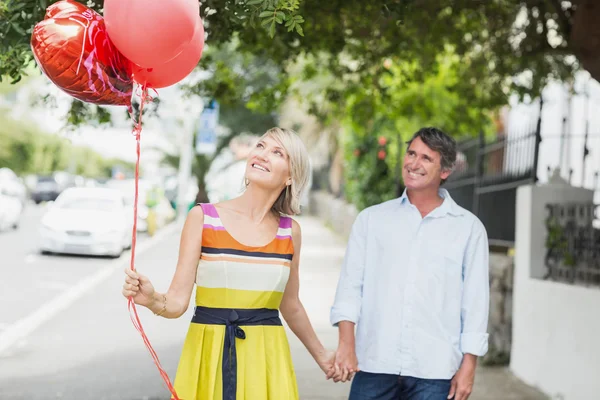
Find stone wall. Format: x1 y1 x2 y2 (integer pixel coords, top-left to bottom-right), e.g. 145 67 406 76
309 190 514 366
485 253 513 365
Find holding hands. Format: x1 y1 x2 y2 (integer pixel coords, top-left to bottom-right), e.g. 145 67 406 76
325 342 359 383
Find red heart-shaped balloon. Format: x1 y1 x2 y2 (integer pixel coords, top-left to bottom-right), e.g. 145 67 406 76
31 0 133 106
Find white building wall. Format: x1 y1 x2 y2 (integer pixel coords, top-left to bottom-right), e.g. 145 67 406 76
511 181 600 400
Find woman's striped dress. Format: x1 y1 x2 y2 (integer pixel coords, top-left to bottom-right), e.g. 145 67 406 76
172 203 299 400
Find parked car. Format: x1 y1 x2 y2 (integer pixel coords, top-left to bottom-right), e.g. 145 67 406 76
31 175 62 204
0 168 27 206
38 187 133 257
0 192 22 231
0 168 27 230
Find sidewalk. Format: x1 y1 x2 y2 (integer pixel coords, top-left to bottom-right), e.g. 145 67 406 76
290 215 548 400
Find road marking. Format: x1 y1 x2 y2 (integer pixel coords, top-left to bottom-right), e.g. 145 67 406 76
0 222 180 355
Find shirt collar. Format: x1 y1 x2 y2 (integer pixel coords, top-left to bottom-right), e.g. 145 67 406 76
399 188 464 217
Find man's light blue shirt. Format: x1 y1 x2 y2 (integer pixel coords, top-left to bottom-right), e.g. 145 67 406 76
330 189 490 379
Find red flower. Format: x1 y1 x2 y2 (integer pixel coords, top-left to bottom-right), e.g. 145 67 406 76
378 136 387 146
353 149 361 157
378 150 386 160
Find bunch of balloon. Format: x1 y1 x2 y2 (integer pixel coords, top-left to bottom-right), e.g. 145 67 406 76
30 1 205 398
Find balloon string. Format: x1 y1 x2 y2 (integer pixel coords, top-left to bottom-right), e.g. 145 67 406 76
127 85 181 400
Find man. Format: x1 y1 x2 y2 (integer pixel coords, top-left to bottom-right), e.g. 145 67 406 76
329 127 490 400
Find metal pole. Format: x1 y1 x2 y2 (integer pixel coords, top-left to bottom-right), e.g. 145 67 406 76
472 129 485 215
582 78 590 187
531 97 544 183
558 83 569 174
176 119 194 221
175 99 203 221
563 81 574 178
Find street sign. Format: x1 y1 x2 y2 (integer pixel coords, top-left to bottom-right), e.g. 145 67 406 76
195 100 219 155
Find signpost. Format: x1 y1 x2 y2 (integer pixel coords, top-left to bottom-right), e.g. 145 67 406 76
195 99 219 156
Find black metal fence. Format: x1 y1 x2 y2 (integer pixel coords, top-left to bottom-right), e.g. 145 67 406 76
444 111 542 246
544 203 600 287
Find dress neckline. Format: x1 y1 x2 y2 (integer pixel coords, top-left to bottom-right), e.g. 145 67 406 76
211 204 283 249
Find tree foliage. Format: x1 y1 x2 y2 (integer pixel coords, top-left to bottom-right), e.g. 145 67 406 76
0 0 304 83
5 0 598 210
1 0 598 133
3 1 595 91
335 51 496 209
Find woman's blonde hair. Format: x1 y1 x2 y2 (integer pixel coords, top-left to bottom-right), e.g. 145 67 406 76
258 127 310 216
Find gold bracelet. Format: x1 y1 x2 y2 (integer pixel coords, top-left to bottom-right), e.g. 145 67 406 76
154 294 167 317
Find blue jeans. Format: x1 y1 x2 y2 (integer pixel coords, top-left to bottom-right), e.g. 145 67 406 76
349 371 452 400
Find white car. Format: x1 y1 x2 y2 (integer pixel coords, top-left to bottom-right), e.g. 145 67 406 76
38 187 133 257
0 193 22 231
0 168 27 206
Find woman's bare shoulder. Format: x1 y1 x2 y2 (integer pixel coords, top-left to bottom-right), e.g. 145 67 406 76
186 204 205 222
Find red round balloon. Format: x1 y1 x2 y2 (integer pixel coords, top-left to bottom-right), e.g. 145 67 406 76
103 0 199 68
132 16 205 89
30 0 133 106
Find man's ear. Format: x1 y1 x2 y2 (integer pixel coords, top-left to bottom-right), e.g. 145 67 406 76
441 168 452 181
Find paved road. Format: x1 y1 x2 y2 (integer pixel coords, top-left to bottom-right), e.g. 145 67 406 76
0 204 149 328
0 210 547 400
0 208 184 400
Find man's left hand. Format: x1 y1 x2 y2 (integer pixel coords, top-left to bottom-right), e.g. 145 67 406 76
447 354 477 400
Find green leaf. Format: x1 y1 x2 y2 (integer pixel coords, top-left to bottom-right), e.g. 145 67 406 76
258 11 273 18
261 16 274 27
269 21 276 38
11 23 26 36
10 2 26 11
295 24 304 36
247 0 263 5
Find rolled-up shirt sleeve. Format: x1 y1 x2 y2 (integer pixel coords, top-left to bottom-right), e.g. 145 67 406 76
460 220 490 356
330 210 368 326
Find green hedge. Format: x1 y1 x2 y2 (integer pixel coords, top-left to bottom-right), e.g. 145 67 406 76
0 112 132 177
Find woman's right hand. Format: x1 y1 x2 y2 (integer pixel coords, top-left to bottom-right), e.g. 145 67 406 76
122 267 156 308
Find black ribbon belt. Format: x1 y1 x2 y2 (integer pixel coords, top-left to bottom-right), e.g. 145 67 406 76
192 306 282 400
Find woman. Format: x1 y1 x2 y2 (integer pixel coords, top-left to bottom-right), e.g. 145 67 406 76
122 127 334 399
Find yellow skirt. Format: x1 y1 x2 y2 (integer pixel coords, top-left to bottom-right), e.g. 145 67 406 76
173 323 299 400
